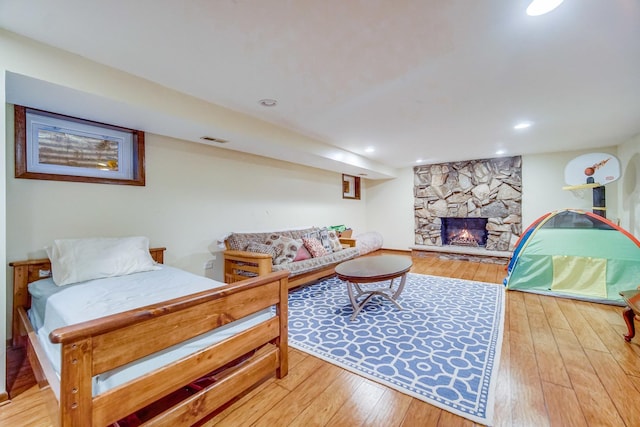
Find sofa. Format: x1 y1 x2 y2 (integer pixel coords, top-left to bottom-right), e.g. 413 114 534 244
223 227 382 289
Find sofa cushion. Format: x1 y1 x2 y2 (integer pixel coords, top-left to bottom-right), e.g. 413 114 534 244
226 228 318 250
318 228 334 253
272 246 359 277
265 234 303 265
245 242 279 261
326 229 343 252
305 228 334 253
226 233 268 251
294 243 312 261
302 237 327 258
289 227 320 239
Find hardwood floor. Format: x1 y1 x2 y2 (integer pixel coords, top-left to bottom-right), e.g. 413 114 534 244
3 253 640 426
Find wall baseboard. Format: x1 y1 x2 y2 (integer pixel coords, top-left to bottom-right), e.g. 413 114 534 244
380 248 411 254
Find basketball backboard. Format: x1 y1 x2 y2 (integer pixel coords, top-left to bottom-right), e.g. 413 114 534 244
564 153 621 187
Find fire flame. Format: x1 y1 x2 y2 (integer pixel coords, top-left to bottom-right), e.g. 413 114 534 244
458 229 474 240
449 228 480 247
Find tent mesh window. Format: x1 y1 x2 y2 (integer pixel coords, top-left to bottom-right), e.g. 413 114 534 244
541 211 615 230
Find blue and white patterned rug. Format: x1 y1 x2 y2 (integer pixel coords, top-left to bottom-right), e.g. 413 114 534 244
287 273 505 426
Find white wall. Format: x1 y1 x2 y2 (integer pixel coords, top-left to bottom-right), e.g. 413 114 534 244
6 120 367 279
617 133 640 237
521 148 619 228
368 148 624 253
365 167 414 249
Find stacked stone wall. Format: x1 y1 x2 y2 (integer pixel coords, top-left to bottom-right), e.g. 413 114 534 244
414 156 522 251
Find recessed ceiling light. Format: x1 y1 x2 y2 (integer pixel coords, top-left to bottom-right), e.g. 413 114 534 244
496 150 506 155
514 122 532 130
258 98 277 107
416 159 423 163
526 0 564 16
364 147 375 153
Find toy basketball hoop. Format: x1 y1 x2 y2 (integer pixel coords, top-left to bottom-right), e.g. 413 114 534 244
563 153 621 218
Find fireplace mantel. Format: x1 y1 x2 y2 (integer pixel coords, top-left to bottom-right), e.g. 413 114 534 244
410 244 512 264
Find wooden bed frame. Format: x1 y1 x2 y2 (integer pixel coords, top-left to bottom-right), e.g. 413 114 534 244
10 247 289 426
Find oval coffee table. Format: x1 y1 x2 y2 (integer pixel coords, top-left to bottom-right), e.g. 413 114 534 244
335 255 413 321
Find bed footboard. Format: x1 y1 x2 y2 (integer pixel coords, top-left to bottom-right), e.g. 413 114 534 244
11 248 289 427
57 271 289 426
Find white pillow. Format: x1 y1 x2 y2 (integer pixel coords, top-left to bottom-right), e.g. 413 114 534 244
46 236 160 286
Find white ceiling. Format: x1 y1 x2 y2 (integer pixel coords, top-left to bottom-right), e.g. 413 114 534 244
1 0 639 178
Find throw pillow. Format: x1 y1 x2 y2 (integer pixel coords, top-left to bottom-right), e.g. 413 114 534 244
317 228 334 253
245 242 279 261
265 234 303 265
326 229 343 252
302 237 327 258
293 243 312 261
304 230 320 240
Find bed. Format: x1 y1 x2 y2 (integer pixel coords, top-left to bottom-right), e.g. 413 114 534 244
10 238 289 426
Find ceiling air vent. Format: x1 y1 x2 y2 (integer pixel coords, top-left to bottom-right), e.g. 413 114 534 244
200 136 228 143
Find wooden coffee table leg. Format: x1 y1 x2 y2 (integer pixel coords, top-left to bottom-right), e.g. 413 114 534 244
623 306 636 342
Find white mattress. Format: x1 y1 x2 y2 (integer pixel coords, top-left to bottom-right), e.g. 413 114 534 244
28 265 273 397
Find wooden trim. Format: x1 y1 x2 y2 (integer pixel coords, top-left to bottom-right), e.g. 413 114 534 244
14 105 146 186
276 267 289 378
18 307 59 391
339 238 356 247
14 105 27 178
380 248 411 254
224 251 273 284
92 321 281 426
141 345 279 426
342 174 361 200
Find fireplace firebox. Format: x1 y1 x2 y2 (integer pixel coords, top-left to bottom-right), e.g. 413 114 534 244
441 217 489 247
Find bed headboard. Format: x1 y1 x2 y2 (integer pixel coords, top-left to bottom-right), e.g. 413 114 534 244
9 247 166 345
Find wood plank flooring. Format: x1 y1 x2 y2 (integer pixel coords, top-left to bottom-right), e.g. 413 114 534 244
2 252 640 426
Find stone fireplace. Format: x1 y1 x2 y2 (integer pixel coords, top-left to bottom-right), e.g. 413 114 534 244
413 156 522 260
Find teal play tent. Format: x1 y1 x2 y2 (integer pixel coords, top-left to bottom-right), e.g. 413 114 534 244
504 209 640 305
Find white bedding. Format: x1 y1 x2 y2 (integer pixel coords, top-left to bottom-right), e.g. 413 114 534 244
28 265 273 397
